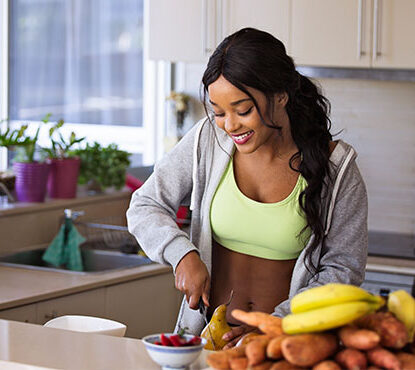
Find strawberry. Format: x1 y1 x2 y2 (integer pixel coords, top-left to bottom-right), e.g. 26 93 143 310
160 333 173 346
154 341 162 345
169 334 187 347
186 336 201 346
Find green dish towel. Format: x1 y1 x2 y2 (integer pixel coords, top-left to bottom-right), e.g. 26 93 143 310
42 220 85 271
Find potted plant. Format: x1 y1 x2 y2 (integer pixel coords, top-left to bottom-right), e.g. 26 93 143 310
72 142 131 194
42 115 85 199
0 118 50 202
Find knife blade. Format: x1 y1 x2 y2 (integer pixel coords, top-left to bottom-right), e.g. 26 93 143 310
198 297 217 351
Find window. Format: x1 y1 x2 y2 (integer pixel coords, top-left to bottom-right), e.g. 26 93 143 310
1 0 165 168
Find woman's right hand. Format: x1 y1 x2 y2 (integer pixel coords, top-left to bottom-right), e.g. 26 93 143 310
175 251 210 310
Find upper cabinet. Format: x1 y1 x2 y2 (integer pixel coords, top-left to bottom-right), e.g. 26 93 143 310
148 0 290 63
291 0 371 68
371 0 415 69
291 0 415 69
148 0 415 69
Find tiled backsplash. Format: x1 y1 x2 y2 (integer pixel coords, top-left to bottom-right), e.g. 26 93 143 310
180 63 415 235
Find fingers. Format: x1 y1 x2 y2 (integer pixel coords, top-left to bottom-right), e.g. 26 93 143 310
188 291 200 310
222 326 246 342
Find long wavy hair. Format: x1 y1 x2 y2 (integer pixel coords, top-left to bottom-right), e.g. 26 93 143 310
201 28 333 273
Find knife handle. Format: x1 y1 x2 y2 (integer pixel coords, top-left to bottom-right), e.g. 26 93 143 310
198 297 205 315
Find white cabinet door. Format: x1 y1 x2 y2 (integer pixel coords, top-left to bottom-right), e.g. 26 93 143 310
291 0 372 67
0 304 37 324
36 288 106 325
371 0 415 69
224 0 290 52
148 0 216 62
106 273 182 339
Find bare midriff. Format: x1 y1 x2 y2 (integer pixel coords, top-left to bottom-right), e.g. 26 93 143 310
207 238 297 325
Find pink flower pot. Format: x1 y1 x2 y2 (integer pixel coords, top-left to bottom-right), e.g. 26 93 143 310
13 162 50 202
47 157 80 199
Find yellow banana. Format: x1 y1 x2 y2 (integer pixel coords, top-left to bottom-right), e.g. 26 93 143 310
387 290 415 342
283 300 382 335
291 283 384 314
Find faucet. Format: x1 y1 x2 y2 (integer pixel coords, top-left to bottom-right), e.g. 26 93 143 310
64 209 85 221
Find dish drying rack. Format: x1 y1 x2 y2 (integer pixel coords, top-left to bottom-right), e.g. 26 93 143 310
74 215 141 254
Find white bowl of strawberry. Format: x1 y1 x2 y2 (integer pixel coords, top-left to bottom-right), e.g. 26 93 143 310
142 332 207 369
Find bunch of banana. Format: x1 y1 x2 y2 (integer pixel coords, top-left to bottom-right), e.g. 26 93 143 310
282 283 384 335
387 290 415 342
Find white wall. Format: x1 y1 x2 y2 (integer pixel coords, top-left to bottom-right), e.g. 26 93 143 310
178 62 415 235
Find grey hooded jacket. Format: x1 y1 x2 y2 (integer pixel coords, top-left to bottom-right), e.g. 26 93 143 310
127 117 368 335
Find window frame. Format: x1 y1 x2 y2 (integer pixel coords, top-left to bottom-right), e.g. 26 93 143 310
0 0 167 170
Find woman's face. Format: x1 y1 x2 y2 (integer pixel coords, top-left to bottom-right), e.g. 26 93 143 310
207 75 287 155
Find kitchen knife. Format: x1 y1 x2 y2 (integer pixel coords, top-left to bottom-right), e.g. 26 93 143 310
198 297 217 350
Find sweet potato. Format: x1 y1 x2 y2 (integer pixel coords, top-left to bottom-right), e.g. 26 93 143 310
312 360 342 370
246 337 270 366
367 367 382 370
281 333 338 367
251 361 274 370
232 309 282 329
335 348 367 370
396 352 415 369
355 311 408 349
258 322 284 336
270 360 303 370
206 345 246 369
338 325 380 350
266 335 286 360
366 346 401 370
229 356 249 370
236 332 260 347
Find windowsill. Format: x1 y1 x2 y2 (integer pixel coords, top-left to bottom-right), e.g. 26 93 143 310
0 187 132 216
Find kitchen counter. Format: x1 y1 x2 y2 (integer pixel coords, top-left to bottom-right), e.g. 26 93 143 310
0 262 172 310
0 319 209 369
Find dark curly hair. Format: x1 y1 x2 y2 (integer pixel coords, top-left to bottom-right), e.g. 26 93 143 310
201 28 333 273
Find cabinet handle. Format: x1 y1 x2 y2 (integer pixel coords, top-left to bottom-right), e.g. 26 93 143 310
372 0 382 61
357 0 365 58
202 0 213 55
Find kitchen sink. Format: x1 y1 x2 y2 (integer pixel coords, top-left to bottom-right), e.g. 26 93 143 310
0 248 154 275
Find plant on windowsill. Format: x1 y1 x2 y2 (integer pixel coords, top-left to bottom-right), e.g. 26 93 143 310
41 115 85 199
166 91 191 139
0 116 50 202
71 142 131 194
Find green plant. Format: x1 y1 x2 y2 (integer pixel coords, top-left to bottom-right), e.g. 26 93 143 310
72 142 131 190
0 116 48 163
41 115 85 159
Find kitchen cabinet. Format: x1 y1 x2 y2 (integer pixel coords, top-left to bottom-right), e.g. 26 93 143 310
0 303 37 324
371 0 415 69
291 0 415 69
106 273 182 338
36 288 107 325
148 0 290 62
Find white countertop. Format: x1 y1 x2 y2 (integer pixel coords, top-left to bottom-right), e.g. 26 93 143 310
0 319 209 369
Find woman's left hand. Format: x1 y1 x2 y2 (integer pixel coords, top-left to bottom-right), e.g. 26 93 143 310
221 325 258 349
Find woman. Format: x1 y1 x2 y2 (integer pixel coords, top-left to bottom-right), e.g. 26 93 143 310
127 28 368 347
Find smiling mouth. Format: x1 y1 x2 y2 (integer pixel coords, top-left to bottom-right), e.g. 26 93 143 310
231 130 254 140
231 130 254 145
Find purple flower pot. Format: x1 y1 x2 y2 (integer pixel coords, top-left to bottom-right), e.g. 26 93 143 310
47 157 80 199
13 162 50 202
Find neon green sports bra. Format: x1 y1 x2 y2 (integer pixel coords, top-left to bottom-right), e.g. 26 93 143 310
210 158 311 260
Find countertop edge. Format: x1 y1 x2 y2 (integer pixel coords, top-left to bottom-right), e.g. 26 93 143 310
0 263 172 311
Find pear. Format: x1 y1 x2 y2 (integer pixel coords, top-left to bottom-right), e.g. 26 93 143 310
201 290 234 351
